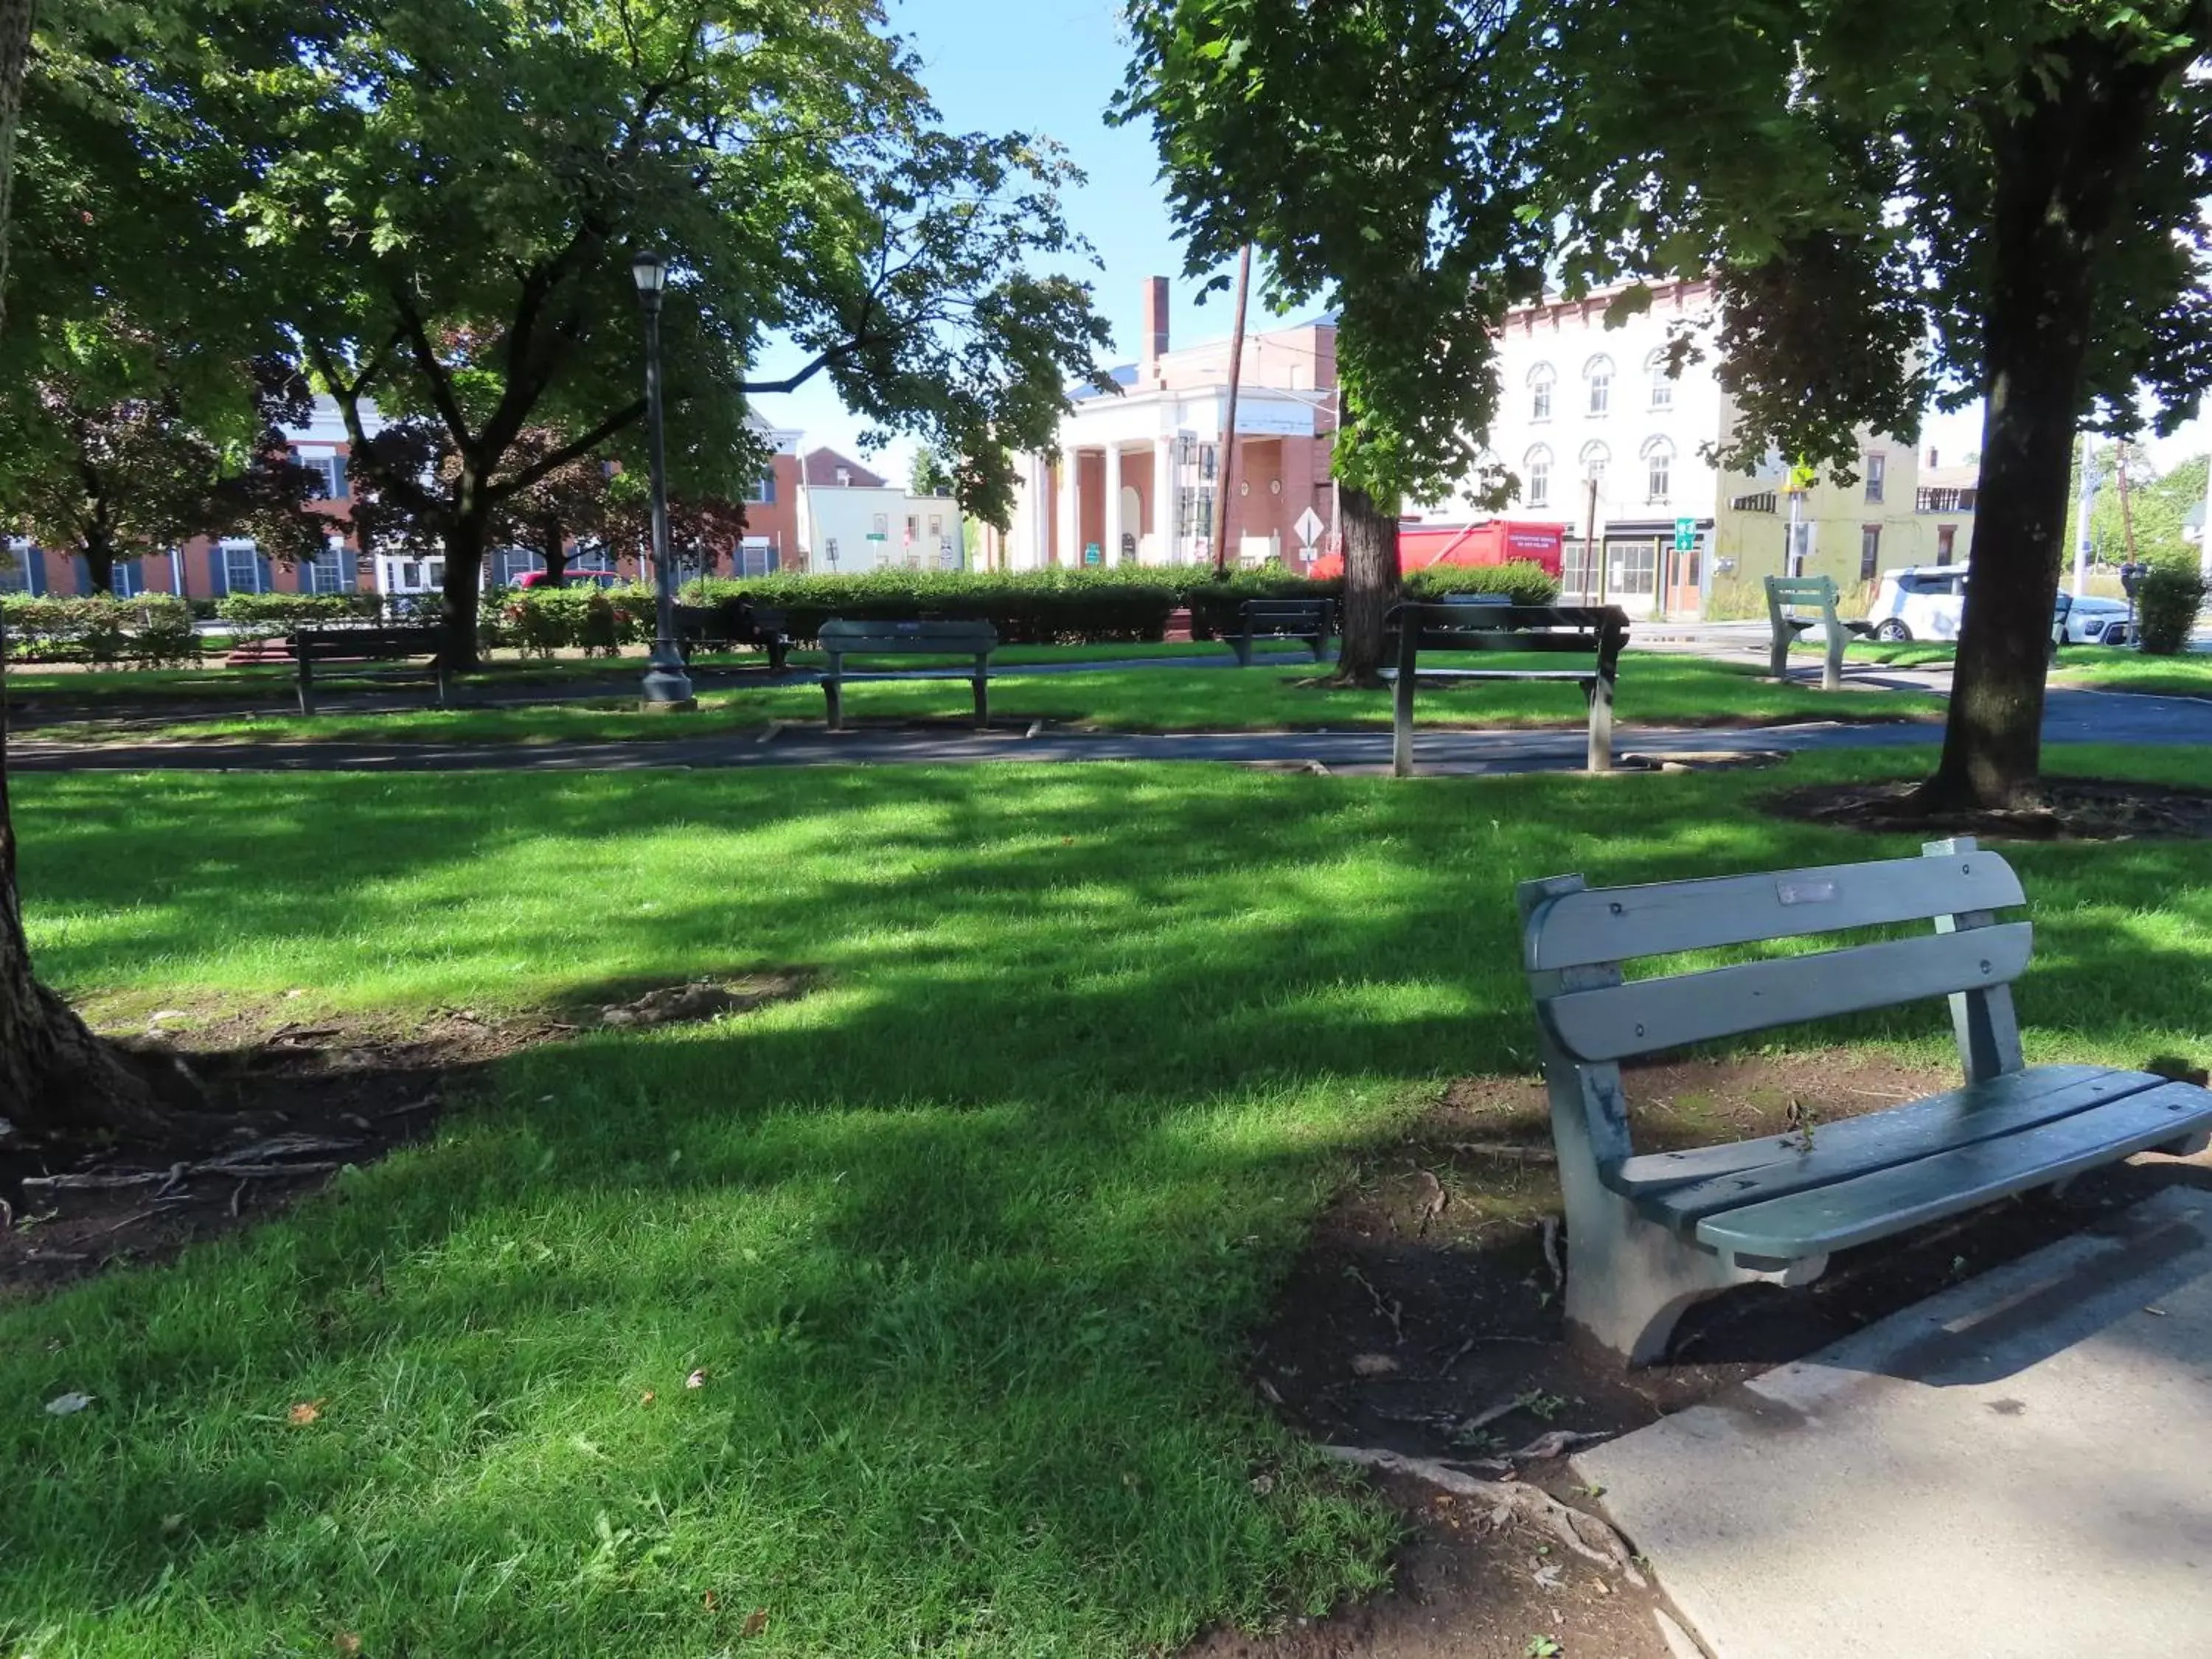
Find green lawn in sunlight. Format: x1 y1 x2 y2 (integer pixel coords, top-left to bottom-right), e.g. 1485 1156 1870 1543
7 745 2210 1655
27 652 1941 748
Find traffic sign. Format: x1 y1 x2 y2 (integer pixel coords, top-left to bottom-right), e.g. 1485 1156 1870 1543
1294 507 1326 549
1674 518 1697 552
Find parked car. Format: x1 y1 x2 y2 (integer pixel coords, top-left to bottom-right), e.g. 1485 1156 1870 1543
1864 566 1967 641
515 568 623 590
1863 566 2133 645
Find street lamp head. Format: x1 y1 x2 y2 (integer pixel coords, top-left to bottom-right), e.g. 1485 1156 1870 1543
631 249 667 309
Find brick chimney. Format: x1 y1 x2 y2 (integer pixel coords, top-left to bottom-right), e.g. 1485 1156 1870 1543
1141 276 1170 383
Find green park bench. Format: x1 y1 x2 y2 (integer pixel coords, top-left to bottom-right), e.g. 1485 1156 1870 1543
1385 601 1630 777
818 618 998 731
1517 839 2212 1364
1764 574 1876 689
673 596 793 672
1231 597 1337 667
287 624 449 716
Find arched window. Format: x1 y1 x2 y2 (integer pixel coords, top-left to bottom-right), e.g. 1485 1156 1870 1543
1584 355 1614 417
1641 437 1674 505
1528 363 1556 422
1647 351 1674 410
1579 441 1611 484
1523 445 1554 509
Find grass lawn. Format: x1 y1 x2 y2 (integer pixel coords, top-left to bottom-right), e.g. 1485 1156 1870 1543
7 745 2212 1655
27 653 1941 747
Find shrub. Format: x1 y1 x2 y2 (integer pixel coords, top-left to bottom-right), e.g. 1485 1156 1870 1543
491 585 655 655
1 594 201 667
691 568 1183 644
215 592 383 638
2136 560 2208 655
1401 560 1562 607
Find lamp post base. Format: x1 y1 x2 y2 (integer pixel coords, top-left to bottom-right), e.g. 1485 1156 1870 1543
640 648 696 712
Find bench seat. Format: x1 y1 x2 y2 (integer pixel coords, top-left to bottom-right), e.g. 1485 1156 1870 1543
1621 1065 2212 1264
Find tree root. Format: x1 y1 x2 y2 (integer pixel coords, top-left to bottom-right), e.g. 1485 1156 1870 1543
1318 1444 1646 1587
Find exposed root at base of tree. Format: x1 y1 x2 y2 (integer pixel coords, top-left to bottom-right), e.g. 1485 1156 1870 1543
1318 1444 1647 1587
1766 776 2212 842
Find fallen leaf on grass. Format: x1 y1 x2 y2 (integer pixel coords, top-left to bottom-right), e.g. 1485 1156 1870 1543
702 1590 717 1612
334 1633 362 1656
685 1368 708 1390
44 1391 94 1416
1350 1352 1400 1378
640 1391 657 1406
740 1609 769 1638
288 1399 325 1427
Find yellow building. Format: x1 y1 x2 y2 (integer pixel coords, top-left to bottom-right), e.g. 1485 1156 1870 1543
1708 438 1936 619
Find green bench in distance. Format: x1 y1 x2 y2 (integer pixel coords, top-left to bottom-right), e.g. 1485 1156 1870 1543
817 618 998 731
1518 839 2212 1364
1385 601 1630 776
287 623 449 716
1764 574 1876 690
1232 597 1337 667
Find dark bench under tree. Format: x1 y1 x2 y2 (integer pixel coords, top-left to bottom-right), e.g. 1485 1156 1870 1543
673 596 793 672
287 624 450 715
817 618 998 731
1231 597 1337 667
1385 601 1630 776
1518 839 2212 1363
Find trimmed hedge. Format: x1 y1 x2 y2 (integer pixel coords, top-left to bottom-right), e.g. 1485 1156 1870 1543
215 593 385 637
2136 561 2208 656
1 595 201 667
479 565 1567 655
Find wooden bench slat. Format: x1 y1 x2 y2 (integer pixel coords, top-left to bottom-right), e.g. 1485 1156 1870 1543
1382 668 1596 682
1608 1064 2120 1194
1542 922 2035 1062
1528 852 2027 970
1694 1083 2212 1260
1401 631 1616 653
1635 1066 2168 1222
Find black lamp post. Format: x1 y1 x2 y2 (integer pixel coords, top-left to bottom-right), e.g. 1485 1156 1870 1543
632 249 696 709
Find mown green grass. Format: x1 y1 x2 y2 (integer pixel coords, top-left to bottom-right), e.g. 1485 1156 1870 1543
30 653 1941 748
2051 651 2212 698
7 745 2211 1656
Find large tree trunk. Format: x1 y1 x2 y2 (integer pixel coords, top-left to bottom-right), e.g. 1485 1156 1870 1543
437 495 492 669
1925 32 2175 809
1333 484 1401 684
0 0 164 1138
539 519 568 589
80 527 114 595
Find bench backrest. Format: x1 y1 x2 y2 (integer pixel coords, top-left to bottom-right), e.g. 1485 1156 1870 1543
818 618 998 655
1520 840 2028 1086
1439 593 1512 607
1388 602 1630 667
1764 575 1840 620
1239 598 1333 625
290 626 442 661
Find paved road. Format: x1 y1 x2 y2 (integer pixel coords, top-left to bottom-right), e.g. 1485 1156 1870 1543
9 686 2208 776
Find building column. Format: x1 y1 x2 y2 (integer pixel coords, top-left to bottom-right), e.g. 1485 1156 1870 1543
1029 453 1050 567
1102 445 1124 567
1056 445 1081 568
1152 437 1175 564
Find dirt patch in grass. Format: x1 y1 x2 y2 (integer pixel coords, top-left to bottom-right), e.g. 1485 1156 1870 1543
1767 775 2212 841
1201 1048 2212 1659
0 1006 540 1301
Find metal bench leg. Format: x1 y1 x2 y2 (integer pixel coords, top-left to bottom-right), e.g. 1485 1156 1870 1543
824 670 843 732
297 658 315 717
434 666 451 707
1822 617 1844 692
1234 631 1253 668
1585 672 1615 773
1392 634 1417 779
1770 622 1790 684
973 663 989 729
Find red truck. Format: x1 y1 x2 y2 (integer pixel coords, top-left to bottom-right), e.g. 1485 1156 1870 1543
1306 518 1566 580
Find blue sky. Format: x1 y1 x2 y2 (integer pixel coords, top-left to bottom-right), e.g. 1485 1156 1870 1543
745 0 1242 475
748 0 2202 482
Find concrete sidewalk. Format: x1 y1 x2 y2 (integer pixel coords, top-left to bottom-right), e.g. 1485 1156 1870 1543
1578 1186 2212 1659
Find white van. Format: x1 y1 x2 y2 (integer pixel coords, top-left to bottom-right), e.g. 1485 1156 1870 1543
1863 567 2133 644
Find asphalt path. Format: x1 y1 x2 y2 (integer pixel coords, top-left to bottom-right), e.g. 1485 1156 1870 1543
8 686 2206 777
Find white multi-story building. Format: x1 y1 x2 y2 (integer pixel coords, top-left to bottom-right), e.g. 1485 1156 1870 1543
793 448 967 573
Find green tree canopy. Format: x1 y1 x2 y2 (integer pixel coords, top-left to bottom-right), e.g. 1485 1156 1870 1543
243 0 1112 661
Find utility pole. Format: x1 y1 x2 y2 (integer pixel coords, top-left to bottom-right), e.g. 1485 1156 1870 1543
2073 437 2099 598
1211 245 1253 577
2117 439 2138 565
1585 474 1604 604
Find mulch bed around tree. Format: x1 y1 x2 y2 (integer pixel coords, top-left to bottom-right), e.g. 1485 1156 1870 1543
1768 775 2212 841
1190 1050 2212 1659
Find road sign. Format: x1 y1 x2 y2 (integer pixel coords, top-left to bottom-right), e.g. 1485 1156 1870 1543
1674 518 1697 552
1083 542 1102 566
1294 507 1326 549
